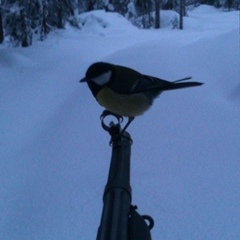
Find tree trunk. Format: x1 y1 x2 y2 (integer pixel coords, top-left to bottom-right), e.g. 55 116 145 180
155 0 160 29
0 9 4 43
179 0 185 30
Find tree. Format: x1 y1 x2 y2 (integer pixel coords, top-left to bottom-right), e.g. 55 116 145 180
155 0 160 28
179 0 185 29
135 0 154 28
108 0 130 15
0 0 41 46
20 4 32 47
0 4 4 43
0 0 79 46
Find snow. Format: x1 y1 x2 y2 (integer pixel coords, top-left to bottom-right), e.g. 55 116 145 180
78 10 136 35
1 5 240 240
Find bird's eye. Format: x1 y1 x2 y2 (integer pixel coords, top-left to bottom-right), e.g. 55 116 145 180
92 71 111 85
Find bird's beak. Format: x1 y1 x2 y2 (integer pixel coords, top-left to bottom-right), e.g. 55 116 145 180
80 77 87 83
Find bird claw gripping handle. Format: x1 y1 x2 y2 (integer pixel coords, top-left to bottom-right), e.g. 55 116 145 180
128 205 154 240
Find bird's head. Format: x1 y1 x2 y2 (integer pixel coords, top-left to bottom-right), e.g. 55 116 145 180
80 62 113 87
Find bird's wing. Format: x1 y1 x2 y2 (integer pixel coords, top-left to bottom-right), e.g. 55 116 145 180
129 75 203 93
110 65 203 94
134 75 171 92
109 65 171 94
109 65 146 94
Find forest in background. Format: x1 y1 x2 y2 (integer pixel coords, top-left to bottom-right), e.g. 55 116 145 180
0 0 239 47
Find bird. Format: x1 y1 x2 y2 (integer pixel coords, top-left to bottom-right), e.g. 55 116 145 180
80 62 203 132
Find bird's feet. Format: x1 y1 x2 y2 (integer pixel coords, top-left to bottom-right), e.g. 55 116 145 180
121 116 134 134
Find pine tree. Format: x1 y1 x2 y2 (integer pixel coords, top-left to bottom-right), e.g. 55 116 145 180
20 3 33 47
109 0 130 15
46 0 77 29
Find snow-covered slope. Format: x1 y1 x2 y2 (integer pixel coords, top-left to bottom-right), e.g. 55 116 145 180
1 5 239 240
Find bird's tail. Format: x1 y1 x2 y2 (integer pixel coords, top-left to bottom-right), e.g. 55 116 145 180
161 77 203 91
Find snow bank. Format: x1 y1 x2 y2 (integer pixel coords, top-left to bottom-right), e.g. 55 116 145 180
78 10 137 35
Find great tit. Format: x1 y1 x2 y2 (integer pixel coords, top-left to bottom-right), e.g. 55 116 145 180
80 62 203 132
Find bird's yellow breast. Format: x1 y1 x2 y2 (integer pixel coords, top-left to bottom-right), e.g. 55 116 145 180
96 87 152 117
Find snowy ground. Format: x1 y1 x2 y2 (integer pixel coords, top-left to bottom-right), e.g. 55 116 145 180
1 5 240 240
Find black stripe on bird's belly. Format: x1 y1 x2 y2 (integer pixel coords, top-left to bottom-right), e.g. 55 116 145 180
96 87 153 117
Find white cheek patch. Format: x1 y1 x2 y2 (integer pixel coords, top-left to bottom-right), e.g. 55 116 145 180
92 71 111 85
